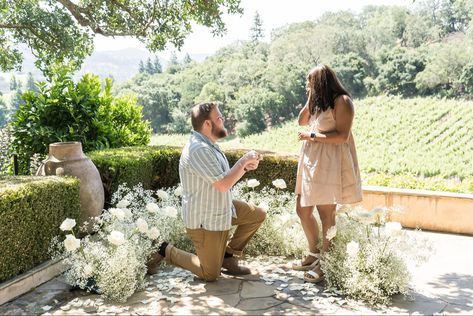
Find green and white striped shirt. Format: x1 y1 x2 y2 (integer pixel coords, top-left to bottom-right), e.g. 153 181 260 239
179 131 235 231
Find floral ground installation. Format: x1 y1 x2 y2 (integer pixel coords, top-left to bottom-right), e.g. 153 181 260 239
51 179 432 305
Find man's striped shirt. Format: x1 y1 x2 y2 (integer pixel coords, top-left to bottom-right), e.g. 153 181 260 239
179 131 235 231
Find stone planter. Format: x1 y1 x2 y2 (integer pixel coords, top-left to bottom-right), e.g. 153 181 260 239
36 142 104 231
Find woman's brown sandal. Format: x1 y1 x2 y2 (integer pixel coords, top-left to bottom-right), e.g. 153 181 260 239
303 258 325 283
292 251 320 271
303 268 325 283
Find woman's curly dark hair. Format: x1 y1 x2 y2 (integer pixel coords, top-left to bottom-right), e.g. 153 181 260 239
306 64 351 114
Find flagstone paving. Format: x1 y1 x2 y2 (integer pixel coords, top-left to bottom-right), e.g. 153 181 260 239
1 230 472 315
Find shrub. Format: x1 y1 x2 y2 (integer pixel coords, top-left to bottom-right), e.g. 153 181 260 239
0 176 80 282
88 146 299 206
88 146 181 207
10 65 152 174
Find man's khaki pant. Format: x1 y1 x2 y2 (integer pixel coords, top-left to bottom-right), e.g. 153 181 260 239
165 200 266 281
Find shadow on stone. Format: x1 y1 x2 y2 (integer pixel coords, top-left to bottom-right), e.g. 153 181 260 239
427 272 473 310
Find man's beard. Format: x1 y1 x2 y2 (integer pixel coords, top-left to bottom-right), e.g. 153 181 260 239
211 121 228 139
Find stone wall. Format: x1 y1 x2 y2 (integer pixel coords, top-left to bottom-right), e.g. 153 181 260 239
361 186 473 235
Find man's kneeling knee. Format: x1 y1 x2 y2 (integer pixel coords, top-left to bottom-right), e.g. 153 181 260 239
201 269 220 282
255 207 267 223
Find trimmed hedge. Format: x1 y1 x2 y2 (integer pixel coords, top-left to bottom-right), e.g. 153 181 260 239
89 145 299 206
89 146 181 206
0 176 80 282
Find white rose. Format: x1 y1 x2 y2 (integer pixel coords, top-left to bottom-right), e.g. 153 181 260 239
258 202 269 212
64 234 80 252
108 231 125 246
148 227 160 240
109 208 125 220
116 199 130 209
384 221 402 236
122 208 133 219
83 264 93 277
60 218 76 231
136 218 149 233
163 206 178 218
346 240 360 257
146 202 160 214
326 225 337 241
156 190 169 201
247 179 260 188
174 186 183 197
272 179 287 189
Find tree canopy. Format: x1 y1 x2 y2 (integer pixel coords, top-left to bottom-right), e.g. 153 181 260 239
114 0 473 135
0 0 243 73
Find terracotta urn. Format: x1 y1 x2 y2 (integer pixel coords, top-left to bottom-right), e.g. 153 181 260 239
36 142 104 231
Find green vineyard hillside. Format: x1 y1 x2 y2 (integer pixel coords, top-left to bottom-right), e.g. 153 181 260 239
153 96 473 193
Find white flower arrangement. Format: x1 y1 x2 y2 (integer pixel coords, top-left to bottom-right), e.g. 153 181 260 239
50 183 185 302
233 179 432 305
51 179 431 305
322 207 434 305
232 180 306 258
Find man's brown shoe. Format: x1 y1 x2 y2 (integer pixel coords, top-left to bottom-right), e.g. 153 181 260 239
222 257 251 275
146 251 164 275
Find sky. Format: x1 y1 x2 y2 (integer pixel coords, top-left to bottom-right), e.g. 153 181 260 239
94 0 411 59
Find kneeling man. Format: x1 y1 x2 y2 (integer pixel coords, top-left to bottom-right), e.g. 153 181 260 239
149 102 266 281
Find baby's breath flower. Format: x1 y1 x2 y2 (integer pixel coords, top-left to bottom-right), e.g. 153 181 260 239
122 208 133 219
258 201 269 212
156 190 169 200
384 221 402 236
346 240 359 257
83 264 93 277
146 202 159 214
148 227 160 240
163 206 178 218
109 208 125 220
326 225 337 241
174 186 183 197
136 218 149 233
116 199 130 209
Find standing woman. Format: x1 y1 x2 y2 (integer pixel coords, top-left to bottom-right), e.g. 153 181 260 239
293 64 362 283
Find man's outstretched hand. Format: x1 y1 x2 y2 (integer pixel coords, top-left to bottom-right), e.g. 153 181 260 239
240 150 263 171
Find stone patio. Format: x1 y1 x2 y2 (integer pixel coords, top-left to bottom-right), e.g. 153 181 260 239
1 230 472 315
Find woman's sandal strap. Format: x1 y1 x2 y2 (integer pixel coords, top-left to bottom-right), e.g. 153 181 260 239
305 270 321 279
308 251 320 258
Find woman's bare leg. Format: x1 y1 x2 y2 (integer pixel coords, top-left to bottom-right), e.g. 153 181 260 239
317 204 337 252
295 195 319 265
306 204 336 279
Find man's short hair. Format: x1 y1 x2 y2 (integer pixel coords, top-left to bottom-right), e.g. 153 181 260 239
191 102 218 131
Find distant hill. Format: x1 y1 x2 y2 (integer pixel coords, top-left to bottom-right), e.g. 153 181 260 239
0 48 210 93
78 48 157 82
